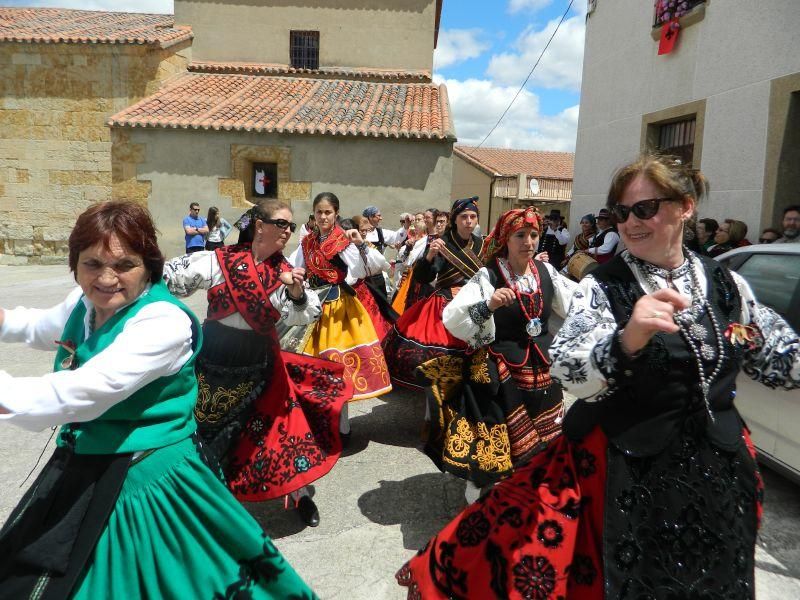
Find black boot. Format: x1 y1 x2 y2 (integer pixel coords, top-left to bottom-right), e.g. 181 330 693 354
297 495 320 527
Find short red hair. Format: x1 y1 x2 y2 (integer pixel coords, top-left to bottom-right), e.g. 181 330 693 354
68 201 164 283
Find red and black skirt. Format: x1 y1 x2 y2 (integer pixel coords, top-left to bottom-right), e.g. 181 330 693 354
397 423 763 599
381 291 468 390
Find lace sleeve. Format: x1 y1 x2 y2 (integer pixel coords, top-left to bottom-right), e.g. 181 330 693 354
734 272 800 390
442 268 496 348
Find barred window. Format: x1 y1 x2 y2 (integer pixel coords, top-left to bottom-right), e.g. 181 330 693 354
657 117 696 167
290 31 319 70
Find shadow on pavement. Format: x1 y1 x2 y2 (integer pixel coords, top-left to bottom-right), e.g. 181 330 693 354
349 390 427 449
244 485 317 540
358 473 466 550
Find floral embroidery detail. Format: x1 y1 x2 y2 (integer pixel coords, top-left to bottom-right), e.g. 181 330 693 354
512 556 556 600
469 349 491 384
536 520 564 549
569 554 597 586
497 506 523 528
613 538 642 570
573 447 597 478
456 511 491 547
467 300 491 326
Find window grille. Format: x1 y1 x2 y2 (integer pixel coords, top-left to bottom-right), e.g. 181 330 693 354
657 117 696 167
290 31 319 70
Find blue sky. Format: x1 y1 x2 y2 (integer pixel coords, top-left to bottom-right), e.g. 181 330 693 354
7 0 586 151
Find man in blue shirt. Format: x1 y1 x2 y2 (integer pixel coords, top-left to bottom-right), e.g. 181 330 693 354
183 202 208 253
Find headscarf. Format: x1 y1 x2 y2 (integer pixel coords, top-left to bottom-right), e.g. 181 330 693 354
480 206 542 263
363 206 380 218
449 196 479 229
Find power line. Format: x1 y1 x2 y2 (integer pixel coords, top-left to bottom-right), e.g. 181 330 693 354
469 0 576 152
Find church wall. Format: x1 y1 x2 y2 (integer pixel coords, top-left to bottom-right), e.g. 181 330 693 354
0 41 190 264
112 127 453 258
174 0 436 73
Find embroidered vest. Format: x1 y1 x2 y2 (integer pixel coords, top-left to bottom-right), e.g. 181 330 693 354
564 254 746 456
431 231 484 290
301 226 350 287
54 281 202 454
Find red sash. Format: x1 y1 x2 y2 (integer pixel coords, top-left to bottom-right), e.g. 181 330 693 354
301 226 350 285
207 246 291 335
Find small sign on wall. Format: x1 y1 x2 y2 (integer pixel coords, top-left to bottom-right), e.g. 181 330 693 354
252 162 278 198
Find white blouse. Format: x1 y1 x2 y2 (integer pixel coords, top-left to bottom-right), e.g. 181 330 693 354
163 250 321 328
0 286 194 431
549 251 800 401
443 259 578 348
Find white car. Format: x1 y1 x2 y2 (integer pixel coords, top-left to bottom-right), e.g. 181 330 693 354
717 244 800 483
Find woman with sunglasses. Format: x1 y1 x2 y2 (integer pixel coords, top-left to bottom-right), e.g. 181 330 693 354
165 199 351 528
286 192 392 410
396 154 800 598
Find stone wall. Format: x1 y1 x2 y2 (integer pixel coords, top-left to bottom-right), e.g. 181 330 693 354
0 40 189 264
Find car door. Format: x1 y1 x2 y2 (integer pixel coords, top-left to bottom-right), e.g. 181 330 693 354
724 251 800 477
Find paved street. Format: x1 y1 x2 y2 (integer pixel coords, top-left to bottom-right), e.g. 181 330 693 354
1 265 799 598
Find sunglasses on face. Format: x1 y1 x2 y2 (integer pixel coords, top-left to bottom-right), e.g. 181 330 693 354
610 197 678 223
758 237 775 243
263 218 297 232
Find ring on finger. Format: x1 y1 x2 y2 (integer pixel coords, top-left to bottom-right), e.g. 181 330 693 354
648 310 664 319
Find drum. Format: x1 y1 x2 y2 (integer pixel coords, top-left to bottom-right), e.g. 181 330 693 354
566 251 598 281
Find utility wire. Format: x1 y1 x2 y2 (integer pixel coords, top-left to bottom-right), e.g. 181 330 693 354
469 0 576 153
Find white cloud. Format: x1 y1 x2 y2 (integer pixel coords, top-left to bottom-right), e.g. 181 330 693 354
8 0 173 13
507 0 553 14
434 29 490 71
438 76 579 151
487 13 585 92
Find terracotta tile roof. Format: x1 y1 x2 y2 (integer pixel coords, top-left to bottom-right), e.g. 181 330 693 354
454 145 574 179
109 73 455 141
0 7 192 48
189 61 431 84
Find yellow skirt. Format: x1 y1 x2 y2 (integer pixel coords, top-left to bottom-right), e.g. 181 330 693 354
303 292 392 401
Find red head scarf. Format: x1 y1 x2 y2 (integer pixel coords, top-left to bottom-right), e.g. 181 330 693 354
480 206 542 263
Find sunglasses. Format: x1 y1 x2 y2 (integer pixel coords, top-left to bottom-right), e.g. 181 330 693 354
263 218 297 232
758 237 776 243
610 197 678 223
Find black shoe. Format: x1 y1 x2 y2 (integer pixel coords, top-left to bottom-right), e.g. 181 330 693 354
340 431 351 449
297 496 320 527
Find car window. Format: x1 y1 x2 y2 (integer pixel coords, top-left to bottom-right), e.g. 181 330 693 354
730 253 800 321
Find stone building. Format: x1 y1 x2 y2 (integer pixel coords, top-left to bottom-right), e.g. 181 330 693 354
452 145 574 231
572 0 800 237
0 1 453 261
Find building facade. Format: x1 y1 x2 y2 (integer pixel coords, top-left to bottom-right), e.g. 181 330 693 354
572 0 800 237
452 146 574 231
0 1 452 261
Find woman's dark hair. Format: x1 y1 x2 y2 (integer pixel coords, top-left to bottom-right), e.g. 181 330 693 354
339 218 356 231
69 200 164 283
698 218 719 235
206 206 220 230
607 153 709 211
238 199 291 244
313 192 340 213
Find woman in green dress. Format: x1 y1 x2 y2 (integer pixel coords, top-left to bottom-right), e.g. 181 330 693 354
0 201 315 599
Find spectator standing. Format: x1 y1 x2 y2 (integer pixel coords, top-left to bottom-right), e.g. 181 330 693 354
183 202 208 253
759 228 781 243
537 209 571 267
775 205 800 243
204 206 232 250
297 214 315 240
584 207 620 264
695 217 719 254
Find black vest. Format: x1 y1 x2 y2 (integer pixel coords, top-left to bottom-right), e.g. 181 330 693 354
537 229 567 266
564 253 746 456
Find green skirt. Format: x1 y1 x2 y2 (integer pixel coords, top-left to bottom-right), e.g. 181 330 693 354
70 436 316 599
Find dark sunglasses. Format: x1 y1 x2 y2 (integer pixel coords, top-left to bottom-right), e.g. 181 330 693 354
758 237 776 244
263 218 297 232
611 197 679 223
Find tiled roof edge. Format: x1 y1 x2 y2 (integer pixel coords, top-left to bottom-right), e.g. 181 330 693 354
453 146 499 176
188 61 432 83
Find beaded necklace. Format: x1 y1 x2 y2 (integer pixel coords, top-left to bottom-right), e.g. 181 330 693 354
497 257 544 337
629 249 726 419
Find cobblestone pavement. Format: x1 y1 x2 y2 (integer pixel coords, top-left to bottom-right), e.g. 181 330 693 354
1 265 799 598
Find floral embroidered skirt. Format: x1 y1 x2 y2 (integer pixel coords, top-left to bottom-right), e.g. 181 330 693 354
197 321 350 500
418 344 563 487
352 279 397 341
301 289 392 401
71 436 317 599
397 425 763 599
382 292 468 391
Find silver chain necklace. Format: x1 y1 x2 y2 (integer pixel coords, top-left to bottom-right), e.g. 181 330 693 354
630 249 726 420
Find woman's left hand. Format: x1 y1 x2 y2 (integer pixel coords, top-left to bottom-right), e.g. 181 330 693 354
534 252 549 263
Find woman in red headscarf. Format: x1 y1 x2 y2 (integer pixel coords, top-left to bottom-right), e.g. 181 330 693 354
415 206 577 499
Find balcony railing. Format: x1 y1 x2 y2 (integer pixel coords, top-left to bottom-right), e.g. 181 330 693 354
654 0 705 26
